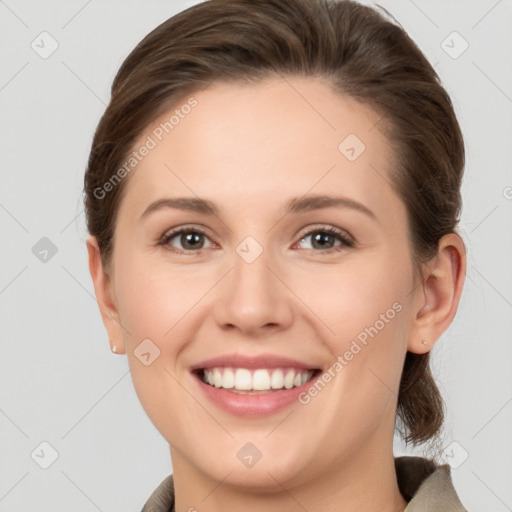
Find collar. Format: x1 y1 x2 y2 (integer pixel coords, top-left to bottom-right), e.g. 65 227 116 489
141 456 467 511
396 456 467 511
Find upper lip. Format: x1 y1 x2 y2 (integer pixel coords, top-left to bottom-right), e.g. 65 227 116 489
190 353 320 371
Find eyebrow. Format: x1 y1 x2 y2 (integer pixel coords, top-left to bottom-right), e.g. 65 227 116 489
140 195 377 221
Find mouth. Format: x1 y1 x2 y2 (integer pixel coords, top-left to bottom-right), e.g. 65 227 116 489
194 367 320 394
190 354 322 416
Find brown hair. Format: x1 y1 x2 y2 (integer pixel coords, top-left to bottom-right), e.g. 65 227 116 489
84 0 465 448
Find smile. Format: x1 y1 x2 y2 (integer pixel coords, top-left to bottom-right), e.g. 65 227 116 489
200 367 317 394
190 353 322 416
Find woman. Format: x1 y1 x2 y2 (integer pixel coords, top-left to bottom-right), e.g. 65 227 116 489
84 0 467 510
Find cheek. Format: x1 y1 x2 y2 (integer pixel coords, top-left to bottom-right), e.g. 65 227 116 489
113 262 202 442
114 251 205 347
287 249 413 350
288 250 412 415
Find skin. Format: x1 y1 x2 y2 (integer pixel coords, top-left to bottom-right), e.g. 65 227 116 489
87 75 466 512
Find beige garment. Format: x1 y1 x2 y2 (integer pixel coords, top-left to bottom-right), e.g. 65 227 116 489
141 456 468 511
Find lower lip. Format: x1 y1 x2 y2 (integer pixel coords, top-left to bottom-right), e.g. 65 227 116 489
193 373 319 417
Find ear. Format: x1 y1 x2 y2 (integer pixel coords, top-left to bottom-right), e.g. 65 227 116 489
407 233 466 354
86 235 126 354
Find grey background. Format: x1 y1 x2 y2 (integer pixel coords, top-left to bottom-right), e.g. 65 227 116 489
1 0 511 510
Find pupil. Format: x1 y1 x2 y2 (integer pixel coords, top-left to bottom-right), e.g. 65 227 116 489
183 232 202 249
314 232 332 249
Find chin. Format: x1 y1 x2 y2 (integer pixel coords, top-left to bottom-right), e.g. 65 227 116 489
186 434 315 492
212 459 309 493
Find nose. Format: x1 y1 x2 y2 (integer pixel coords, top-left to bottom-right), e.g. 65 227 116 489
213 242 295 336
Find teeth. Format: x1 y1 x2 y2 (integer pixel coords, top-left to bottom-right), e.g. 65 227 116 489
253 369 271 390
270 369 284 389
223 368 235 389
235 369 252 390
213 368 222 387
202 367 314 392
284 370 295 389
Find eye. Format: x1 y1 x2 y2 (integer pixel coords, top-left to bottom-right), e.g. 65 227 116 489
158 224 354 255
158 226 215 254
295 226 354 253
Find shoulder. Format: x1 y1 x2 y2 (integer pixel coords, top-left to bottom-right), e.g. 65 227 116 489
395 456 467 511
141 474 174 512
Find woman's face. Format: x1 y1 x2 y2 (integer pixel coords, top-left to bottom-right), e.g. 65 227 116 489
101 76 426 489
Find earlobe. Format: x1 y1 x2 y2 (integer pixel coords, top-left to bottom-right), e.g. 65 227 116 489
86 235 126 354
407 233 466 354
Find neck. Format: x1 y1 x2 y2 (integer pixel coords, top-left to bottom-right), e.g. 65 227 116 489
170 438 408 512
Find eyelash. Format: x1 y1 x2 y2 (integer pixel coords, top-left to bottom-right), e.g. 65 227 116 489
158 224 355 255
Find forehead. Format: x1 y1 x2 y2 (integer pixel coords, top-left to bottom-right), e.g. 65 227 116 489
119 75 399 221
